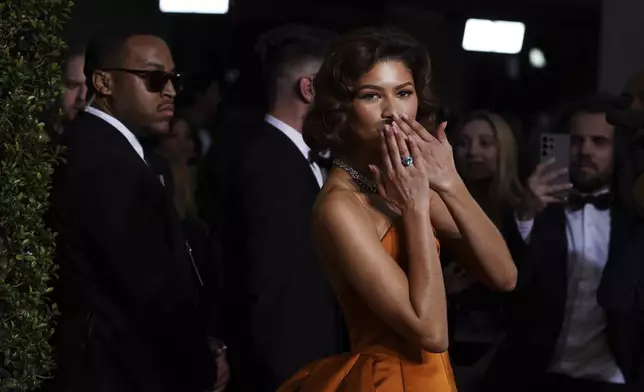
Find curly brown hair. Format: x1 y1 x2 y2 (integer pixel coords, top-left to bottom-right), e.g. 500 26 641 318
303 27 438 153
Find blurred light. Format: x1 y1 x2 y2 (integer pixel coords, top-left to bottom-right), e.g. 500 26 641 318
225 69 240 84
462 19 525 54
159 0 229 14
529 48 547 68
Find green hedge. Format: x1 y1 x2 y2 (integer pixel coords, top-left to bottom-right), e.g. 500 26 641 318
0 1 73 390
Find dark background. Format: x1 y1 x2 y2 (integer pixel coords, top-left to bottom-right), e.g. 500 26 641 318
65 0 602 127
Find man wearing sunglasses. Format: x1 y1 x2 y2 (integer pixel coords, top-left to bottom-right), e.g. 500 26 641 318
48 26 222 392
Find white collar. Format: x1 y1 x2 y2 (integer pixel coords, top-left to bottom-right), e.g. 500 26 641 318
575 187 610 197
593 188 610 196
85 106 146 163
264 114 310 160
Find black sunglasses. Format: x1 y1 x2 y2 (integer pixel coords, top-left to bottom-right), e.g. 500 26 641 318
101 68 183 93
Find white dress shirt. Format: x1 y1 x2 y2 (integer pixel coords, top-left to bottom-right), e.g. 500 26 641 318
265 114 324 188
85 106 146 164
515 192 625 384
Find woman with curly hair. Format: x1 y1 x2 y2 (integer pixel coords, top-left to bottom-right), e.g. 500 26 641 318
277 27 517 391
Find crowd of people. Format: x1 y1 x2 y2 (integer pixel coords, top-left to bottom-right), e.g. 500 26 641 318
39 19 644 392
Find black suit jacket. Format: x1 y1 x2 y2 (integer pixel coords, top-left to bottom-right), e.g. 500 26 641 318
218 121 346 392
47 111 214 392
483 203 644 391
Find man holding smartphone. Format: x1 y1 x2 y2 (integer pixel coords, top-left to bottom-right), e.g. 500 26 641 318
483 94 644 392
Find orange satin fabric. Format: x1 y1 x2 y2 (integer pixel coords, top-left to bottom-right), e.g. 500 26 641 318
276 226 457 391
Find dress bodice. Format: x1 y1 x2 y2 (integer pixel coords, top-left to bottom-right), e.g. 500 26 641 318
277 224 456 391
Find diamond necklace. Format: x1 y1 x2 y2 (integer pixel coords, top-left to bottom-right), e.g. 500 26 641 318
333 158 378 194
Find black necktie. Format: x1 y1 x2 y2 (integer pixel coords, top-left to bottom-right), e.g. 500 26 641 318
568 192 612 211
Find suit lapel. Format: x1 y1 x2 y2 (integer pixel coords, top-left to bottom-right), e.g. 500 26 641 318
598 203 644 311
84 113 173 214
265 123 321 193
533 204 569 310
73 113 190 276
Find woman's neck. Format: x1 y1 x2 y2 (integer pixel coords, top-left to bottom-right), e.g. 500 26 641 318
337 153 378 183
464 179 494 207
466 178 507 225
156 150 191 170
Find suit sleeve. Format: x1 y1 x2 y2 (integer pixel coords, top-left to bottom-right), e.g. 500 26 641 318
500 210 534 291
235 147 318 388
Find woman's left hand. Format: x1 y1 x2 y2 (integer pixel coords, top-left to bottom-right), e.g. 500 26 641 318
393 114 460 193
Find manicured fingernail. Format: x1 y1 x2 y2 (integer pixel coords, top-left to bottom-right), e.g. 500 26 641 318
368 164 376 173
401 113 408 119
392 124 398 134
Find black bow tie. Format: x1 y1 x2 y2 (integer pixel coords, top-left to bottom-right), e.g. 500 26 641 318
568 192 612 211
308 150 318 164
309 150 332 170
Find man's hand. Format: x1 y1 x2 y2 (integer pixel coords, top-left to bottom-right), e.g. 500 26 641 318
444 261 477 296
517 158 572 221
207 339 230 392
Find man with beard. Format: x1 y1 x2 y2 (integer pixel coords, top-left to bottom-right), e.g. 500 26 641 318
482 94 644 392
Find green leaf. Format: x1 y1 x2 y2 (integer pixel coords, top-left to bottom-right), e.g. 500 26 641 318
0 0 73 389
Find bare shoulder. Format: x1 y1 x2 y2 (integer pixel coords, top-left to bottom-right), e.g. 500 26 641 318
314 187 374 234
312 187 387 288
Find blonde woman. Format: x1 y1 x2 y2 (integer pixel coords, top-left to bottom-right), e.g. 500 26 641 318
445 111 522 389
452 111 523 225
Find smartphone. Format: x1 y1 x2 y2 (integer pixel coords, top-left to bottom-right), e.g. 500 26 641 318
540 133 570 199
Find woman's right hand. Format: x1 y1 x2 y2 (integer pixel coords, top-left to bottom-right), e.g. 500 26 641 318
369 124 430 213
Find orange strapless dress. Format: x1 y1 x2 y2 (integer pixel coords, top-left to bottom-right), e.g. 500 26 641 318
276 226 457 392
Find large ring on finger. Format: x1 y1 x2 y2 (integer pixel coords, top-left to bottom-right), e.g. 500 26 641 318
401 156 414 167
